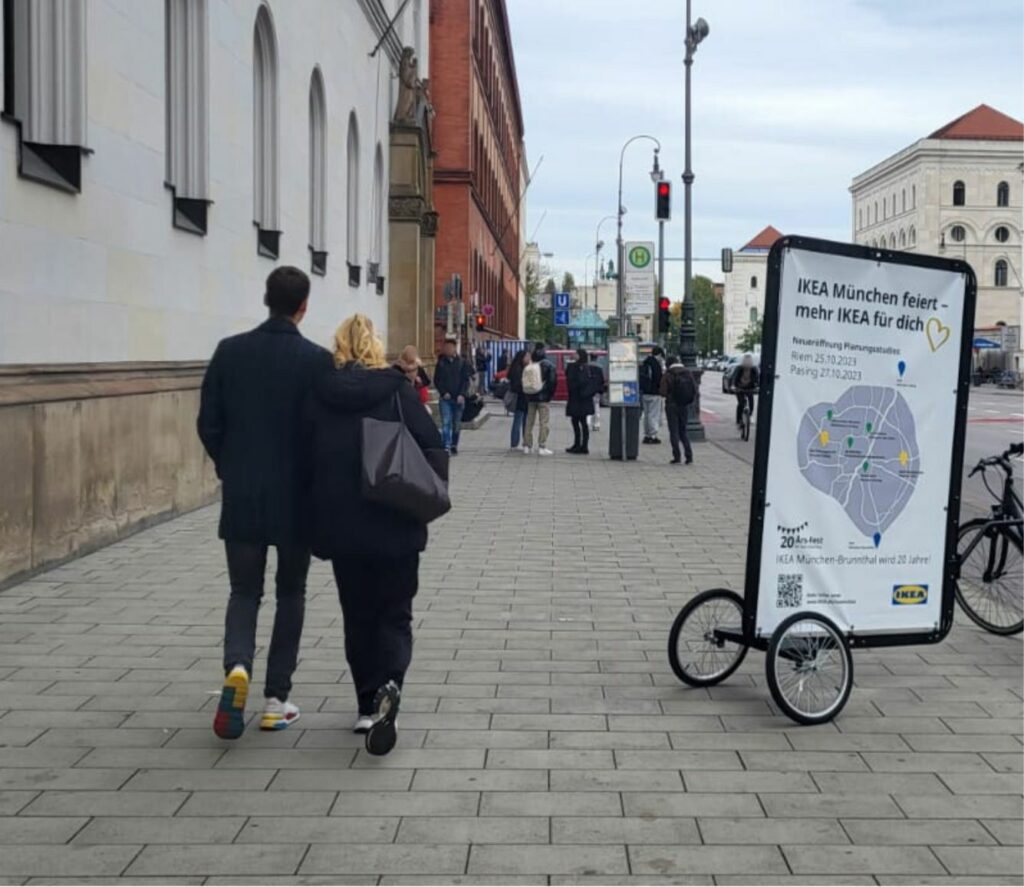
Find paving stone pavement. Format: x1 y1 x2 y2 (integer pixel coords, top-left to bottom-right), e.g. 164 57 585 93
0 401 1021 885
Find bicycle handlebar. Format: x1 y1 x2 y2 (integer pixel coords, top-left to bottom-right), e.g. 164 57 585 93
969 442 1022 478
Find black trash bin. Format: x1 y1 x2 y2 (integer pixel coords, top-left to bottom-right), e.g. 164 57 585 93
609 405 641 460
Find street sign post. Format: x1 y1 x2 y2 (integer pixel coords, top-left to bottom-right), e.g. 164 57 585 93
554 292 570 310
624 241 655 316
554 309 570 326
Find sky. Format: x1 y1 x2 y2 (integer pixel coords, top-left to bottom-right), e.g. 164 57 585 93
505 0 1024 296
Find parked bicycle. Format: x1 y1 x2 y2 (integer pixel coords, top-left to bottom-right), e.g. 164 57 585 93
956 442 1023 635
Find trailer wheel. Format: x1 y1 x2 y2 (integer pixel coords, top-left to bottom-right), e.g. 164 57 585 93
668 589 748 687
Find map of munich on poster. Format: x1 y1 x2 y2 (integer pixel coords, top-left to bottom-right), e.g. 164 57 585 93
796 386 920 545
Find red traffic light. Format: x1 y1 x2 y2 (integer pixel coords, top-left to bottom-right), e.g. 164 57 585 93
474 313 486 331
658 182 670 197
659 297 670 310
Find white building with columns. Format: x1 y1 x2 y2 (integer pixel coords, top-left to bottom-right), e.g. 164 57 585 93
722 225 782 356
850 105 1023 354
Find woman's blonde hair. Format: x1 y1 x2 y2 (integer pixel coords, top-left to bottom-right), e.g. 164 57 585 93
334 313 388 369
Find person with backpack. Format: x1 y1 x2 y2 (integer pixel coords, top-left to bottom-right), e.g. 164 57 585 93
565 348 595 454
659 355 696 465
640 345 665 444
506 348 531 452
523 342 556 455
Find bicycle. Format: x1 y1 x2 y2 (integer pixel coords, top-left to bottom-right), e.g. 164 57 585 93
956 442 1024 635
736 391 754 441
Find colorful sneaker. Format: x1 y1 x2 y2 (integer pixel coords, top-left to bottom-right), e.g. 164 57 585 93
213 665 249 740
260 697 300 731
353 715 374 734
365 681 400 756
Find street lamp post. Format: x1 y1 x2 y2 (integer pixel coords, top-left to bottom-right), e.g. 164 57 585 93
680 0 709 439
616 135 662 335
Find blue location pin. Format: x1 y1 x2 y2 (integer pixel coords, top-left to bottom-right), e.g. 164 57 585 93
897 360 906 378
873 532 881 548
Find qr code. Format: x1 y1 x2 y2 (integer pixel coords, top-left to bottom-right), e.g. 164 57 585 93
777 574 803 608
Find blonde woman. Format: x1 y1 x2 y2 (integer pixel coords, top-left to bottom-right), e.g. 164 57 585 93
307 314 446 755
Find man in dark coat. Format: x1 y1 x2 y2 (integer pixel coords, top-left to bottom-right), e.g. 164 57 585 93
197 266 333 740
434 337 472 454
640 345 665 444
660 355 696 465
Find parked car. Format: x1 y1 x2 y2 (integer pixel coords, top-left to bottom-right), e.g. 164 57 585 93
998 370 1022 389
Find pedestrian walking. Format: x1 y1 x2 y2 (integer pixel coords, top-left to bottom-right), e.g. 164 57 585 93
474 344 491 395
197 266 334 740
434 336 472 454
506 348 531 451
640 345 665 444
395 345 431 409
307 314 447 755
660 355 696 465
523 342 557 455
565 349 595 454
588 354 606 433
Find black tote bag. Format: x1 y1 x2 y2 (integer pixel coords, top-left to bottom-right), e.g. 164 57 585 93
361 392 451 524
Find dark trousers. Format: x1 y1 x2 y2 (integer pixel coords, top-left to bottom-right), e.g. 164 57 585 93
332 554 419 715
571 417 590 450
223 541 310 701
666 403 693 463
735 392 755 425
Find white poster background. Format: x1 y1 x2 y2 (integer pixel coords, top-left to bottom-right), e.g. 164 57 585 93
756 247 968 636
624 241 656 315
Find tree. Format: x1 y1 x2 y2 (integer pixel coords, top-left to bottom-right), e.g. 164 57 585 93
525 266 556 344
736 317 763 353
560 271 575 294
691 275 723 356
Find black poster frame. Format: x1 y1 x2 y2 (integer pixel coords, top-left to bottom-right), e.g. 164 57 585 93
741 235 977 650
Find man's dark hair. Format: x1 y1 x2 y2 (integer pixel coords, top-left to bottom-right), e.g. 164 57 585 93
666 355 680 367
576 348 589 363
534 341 545 352
652 345 665 357
264 266 311 317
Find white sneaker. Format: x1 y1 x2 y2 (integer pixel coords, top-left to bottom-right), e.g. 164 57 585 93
259 697 300 731
353 715 374 734
538 447 553 456
521 445 531 454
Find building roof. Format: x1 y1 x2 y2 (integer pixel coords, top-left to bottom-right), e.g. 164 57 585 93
740 225 784 251
569 307 608 330
928 104 1023 141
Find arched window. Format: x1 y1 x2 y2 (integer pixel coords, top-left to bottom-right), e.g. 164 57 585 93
3 0 88 191
901 189 906 212
899 230 906 248
346 112 361 285
994 260 1008 287
882 197 887 219
912 184 916 208
858 208 862 229
949 225 966 243
253 5 280 258
369 143 385 294
874 201 878 223
889 233 896 250
997 181 1009 207
308 67 327 275
750 276 758 289
166 0 209 234
994 226 1010 243
952 180 965 206
909 226 916 246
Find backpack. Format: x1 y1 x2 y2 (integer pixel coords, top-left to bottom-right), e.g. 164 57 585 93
522 362 543 395
669 370 696 407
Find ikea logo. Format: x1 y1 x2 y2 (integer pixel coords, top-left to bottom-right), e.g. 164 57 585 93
892 584 928 605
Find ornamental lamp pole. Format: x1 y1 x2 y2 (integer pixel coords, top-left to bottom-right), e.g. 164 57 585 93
616 135 662 334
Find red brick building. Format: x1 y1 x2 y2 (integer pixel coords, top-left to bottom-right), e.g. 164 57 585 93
430 0 524 348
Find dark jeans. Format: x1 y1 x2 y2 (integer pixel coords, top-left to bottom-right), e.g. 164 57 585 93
666 403 693 463
571 416 590 451
735 392 755 425
223 541 310 701
333 554 419 715
439 398 463 450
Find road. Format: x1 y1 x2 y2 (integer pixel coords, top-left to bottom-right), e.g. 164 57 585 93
699 373 1023 515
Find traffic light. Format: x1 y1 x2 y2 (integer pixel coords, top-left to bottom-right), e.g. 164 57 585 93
655 181 671 221
658 297 671 333
474 313 486 332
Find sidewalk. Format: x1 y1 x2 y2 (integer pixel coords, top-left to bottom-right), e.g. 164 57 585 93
0 405 1021 884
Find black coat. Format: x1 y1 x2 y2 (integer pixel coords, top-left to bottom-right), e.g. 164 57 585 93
565 361 595 419
307 364 447 560
197 317 333 545
434 354 472 399
508 362 529 413
640 354 664 395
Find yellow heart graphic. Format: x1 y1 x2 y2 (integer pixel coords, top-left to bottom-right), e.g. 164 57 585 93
926 317 950 352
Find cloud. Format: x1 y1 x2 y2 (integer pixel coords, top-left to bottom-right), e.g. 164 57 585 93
507 0 1024 292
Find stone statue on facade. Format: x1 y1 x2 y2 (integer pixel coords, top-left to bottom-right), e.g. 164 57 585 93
394 47 418 122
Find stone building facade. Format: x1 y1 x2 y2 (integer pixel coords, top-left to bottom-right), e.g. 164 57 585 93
430 0 524 350
722 225 782 356
0 0 426 584
850 105 1023 343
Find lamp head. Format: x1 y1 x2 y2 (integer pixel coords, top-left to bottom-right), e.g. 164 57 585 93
689 17 709 48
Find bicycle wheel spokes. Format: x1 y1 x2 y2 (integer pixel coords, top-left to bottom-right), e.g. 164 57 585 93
958 524 1023 633
770 617 849 722
669 590 748 686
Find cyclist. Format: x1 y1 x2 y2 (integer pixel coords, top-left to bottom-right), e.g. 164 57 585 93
733 352 759 430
